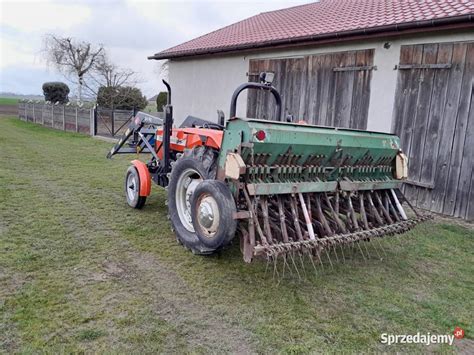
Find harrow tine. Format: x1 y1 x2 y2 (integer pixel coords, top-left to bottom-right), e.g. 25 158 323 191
282 254 290 278
298 252 307 278
339 243 346 263
370 237 383 259
308 252 319 275
376 237 387 256
289 251 302 280
273 255 280 281
316 249 324 269
362 239 371 259
325 250 334 269
265 257 271 276
357 241 367 261
332 242 340 263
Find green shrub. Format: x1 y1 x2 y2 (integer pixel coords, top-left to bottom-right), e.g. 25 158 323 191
97 86 147 110
42 82 70 103
156 92 168 112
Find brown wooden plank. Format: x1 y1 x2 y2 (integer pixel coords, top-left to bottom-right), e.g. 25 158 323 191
454 87 473 219
453 43 474 217
298 56 310 121
273 59 286 121
417 43 454 210
282 58 296 121
443 43 473 216
407 43 438 204
350 49 373 129
318 53 334 126
333 51 356 128
359 49 374 130
246 59 259 118
306 55 319 124
263 59 278 120
466 169 474 221
398 44 423 200
290 58 305 121
326 52 344 126
431 42 468 213
392 45 415 135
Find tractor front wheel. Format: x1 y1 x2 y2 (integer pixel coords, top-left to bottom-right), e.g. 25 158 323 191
191 180 237 249
125 166 147 209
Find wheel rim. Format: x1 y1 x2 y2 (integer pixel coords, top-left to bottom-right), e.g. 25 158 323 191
127 170 138 202
196 193 220 238
176 168 202 232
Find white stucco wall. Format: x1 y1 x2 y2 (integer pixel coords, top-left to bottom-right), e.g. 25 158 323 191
168 29 473 131
168 55 248 126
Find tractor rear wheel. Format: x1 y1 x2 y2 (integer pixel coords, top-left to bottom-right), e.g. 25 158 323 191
167 146 218 254
125 166 147 209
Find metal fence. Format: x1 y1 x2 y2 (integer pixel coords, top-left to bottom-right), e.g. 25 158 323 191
17 102 152 139
18 102 93 134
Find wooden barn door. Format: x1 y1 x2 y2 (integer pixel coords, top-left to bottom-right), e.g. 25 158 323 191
393 42 474 220
247 49 375 129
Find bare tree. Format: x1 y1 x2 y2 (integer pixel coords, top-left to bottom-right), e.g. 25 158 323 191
83 55 142 98
42 34 105 101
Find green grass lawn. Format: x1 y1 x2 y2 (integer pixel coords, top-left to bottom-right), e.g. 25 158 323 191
0 117 472 353
0 97 19 106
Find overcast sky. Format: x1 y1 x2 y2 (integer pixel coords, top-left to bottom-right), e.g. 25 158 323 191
0 0 310 97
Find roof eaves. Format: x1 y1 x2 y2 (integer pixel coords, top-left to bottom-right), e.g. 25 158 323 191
148 14 474 60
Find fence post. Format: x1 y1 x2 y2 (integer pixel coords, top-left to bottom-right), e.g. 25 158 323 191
91 106 97 136
33 104 35 123
42 104 44 125
63 105 65 131
75 107 79 133
51 104 54 128
111 109 115 137
25 104 27 121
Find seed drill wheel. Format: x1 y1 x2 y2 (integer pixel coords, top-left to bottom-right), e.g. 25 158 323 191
125 166 147 209
167 146 221 255
191 180 237 249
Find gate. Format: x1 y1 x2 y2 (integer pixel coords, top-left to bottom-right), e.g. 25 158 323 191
94 107 135 137
392 41 474 220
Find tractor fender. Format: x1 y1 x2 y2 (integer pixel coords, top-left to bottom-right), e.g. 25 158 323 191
131 160 151 197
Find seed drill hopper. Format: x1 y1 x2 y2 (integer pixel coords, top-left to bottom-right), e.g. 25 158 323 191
108 77 429 266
